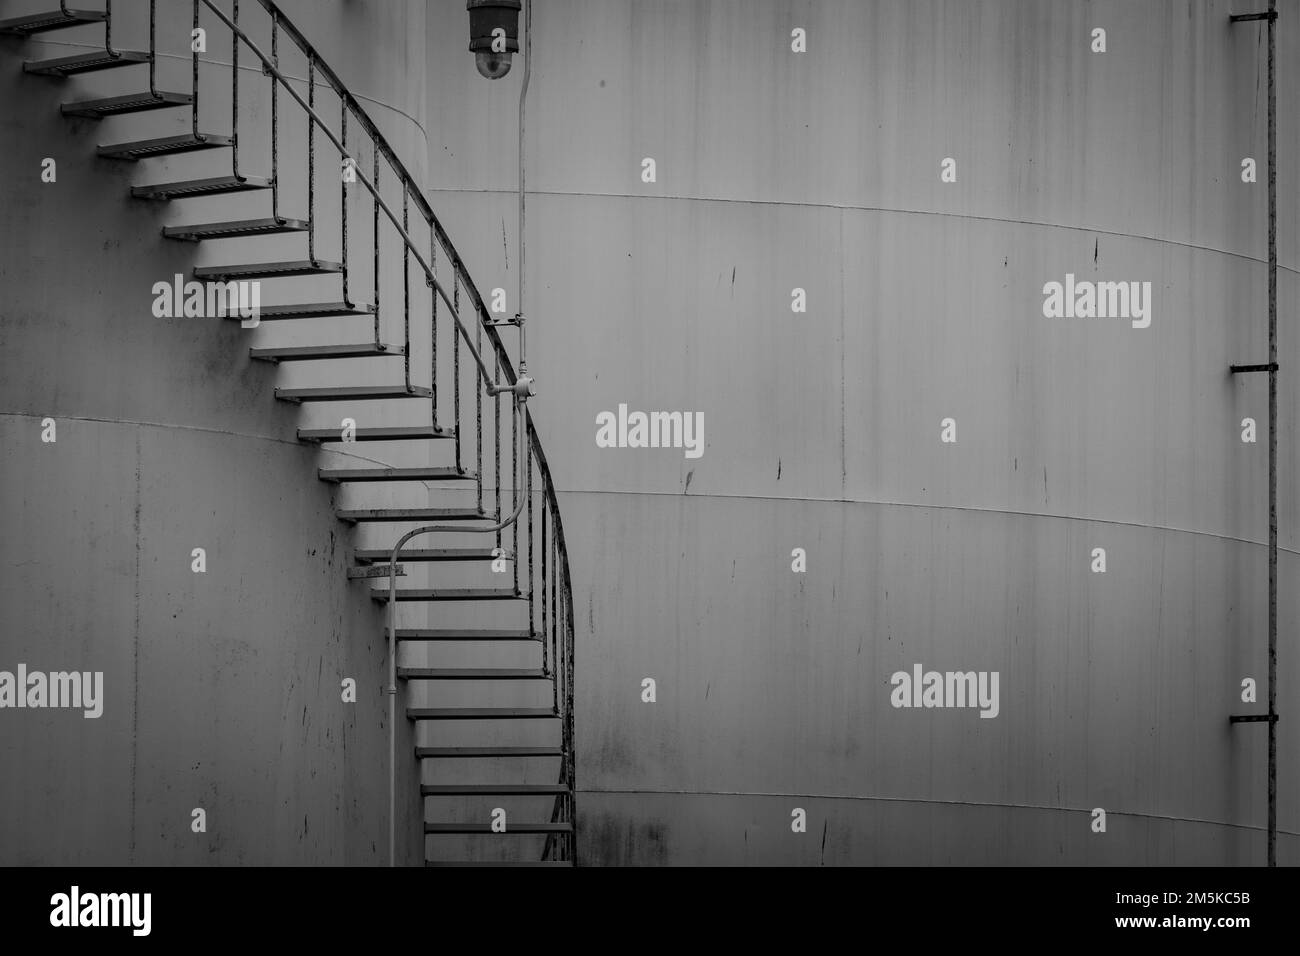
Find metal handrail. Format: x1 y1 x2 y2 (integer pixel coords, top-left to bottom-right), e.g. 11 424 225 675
198 0 507 394
196 0 576 865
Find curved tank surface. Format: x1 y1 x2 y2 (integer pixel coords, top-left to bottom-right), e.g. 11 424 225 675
422 0 1299 865
0 0 1295 867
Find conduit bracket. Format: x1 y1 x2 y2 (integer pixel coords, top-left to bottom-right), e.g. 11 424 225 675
1229 713 1279 724
1230 363 1279 373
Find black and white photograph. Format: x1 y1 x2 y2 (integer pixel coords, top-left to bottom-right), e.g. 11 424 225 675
0 0 1296 938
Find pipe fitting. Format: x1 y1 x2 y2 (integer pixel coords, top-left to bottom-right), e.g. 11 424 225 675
492 375 535 399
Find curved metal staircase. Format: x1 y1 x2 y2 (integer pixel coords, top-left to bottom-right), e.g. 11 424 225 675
2 0 576 866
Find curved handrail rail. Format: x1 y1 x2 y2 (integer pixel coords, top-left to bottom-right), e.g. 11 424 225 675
236 0 577 673
201 0 576 863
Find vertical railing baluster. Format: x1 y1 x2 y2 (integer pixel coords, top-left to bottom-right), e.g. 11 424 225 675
512 398 519 592
556 559 563 692
307 55 316 263
565 545 575 861
230 0 240 177
540 498 547 677
562 574 572 860
527 440 534 634
569 591 576 862
430 232 437 427
269 10 280 220
475 300 483 515
495 358 502 527
147 0 158 98
453 276 462 473
191 1 200 138
556 515 561 712
553 514 564 859
372 140 380 343
402 186 411 391
340 105 351 307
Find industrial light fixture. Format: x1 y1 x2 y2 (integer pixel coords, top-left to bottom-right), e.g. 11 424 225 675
467 0 521 79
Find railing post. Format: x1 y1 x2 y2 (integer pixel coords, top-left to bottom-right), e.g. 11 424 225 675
512 391 519 591
476 297 484 515
307 55 316 262
495 353 502 527
527 443 534 632
191 1 201 137
372 139 380 343
541 499 547 676
230 0 240 177
270 10 281 218
403 186 412 390
453 277 462 472
340 105 350 303
430 227 438 424
147 0 158 97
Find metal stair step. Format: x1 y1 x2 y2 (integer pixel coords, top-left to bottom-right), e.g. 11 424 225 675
98 133 232 160
163 217 307 240
343 509 483 525
61 90 192 118
299 425 453 443
318 466 467 482
397 668 546 680
195 260 341 280
252 343 403 363
424 822 572 834
134 176 271 201
0 8 105 35
275 385 432 403
416 746 563 758
239 301 375 321
421 784 568 796
425 861 572 867
353 547 504 562
407 708 556 720
396 629 540 642
24 49 149 75
370 587 520 602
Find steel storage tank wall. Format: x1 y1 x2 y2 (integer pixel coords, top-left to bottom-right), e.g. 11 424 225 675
423 0 1299 864
0 0 427 864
